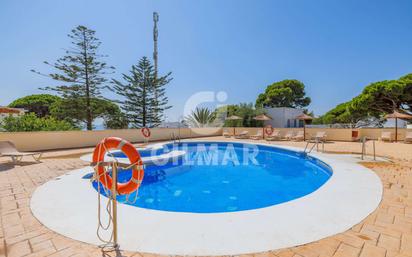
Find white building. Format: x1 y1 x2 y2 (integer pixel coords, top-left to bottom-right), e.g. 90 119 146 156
383 118 408 128
263 107 305 128
160 121 188 128
0 107 25 122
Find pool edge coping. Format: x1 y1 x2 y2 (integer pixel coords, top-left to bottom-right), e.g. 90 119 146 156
30 140 383 256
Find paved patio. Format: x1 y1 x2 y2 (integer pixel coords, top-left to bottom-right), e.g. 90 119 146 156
0 137 412 257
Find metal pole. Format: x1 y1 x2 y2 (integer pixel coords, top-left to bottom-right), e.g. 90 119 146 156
361 138 364 160
364 138 366 159
153 12 159 81
361 137 366 160
178 120 181 140
303 121 306 141
153 12 160 113
111 162 118 248
395 117 398 142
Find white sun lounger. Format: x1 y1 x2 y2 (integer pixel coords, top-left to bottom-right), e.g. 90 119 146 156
250 130 263 140
223 128 232 138
0 141 42 163
266 130 282 141
235 130 249 139
312 131 327 142
283 131 295 140
381 131 393 142
292 131 305 141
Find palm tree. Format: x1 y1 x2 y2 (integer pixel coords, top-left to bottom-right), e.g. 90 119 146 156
185 107 216 127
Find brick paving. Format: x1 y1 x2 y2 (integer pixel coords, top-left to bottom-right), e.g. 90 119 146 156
0 140 412 257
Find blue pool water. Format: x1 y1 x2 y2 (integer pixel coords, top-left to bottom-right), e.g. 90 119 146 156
91 142 332 213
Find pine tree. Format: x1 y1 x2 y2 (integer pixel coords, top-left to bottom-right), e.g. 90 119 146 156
32 25 114 130
111 57 172 128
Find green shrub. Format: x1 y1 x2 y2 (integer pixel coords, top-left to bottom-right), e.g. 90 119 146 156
1 113 77 132
8 94 61 118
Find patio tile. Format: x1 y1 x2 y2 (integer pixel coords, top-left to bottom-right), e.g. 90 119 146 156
0 238 5 257
31 238 55 252
7 240 31 257
334 233 364 249
3 224 25 238
378 234 401 251
51 236 75 251
359 243 386 257
253 251 277 257
292 246 318 257
332 243 360 257
401 233 412 255
272 249 295 257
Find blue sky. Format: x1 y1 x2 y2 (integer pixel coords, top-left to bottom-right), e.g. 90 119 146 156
1 0 412 121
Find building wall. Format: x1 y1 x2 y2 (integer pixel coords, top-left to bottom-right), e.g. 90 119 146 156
264 107 304 128
0 113 20 120
0 108 25 122
1 127 411 152
227 127 412 141
0 127 223 151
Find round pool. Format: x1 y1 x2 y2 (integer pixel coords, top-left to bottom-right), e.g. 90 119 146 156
92 142 332 213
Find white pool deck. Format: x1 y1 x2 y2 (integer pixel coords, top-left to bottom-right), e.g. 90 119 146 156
80 142 186 165
30 142 383 256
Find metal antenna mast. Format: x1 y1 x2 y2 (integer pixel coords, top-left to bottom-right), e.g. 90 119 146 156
153 12 159 81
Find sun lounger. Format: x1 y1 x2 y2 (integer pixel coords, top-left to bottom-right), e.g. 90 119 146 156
223 129 231 138
283 131 295 140
312 131 327 142
404 132 412 143
235 130 249 139
381 131 393 142
292 131 304 141
266 130 282 141
250 130 263 140
0 141 42 163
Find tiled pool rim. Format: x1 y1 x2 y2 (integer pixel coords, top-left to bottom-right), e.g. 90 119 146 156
30 141 383 256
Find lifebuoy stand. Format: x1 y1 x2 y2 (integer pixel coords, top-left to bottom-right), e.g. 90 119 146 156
141 127 151 145
92 160 143 248
92 161 120 248
91 137 144 249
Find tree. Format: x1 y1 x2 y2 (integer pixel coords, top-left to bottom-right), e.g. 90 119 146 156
110 57 172 128
315 73 412 127
0 113 76 132
215 103 265 127
49 98 124 129
103 110 129 129
8 94 61 118
185 107 216 127
313 102 349 124
355 80 406 114
312 101 369 127
256 79 311 108
32 25 114 130
399 74 412 112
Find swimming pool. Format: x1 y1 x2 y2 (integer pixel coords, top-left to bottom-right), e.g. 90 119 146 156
92 142 332 213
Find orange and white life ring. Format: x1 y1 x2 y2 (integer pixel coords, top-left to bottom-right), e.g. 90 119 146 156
264 125 274 136
92 137 144 195
141 127 151 138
